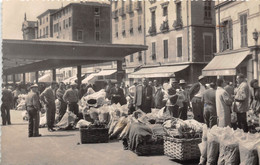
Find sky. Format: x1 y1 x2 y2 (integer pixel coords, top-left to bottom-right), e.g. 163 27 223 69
2 0 110 39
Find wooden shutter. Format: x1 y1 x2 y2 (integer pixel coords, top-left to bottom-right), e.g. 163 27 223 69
177 37 182 57
164 40 168 59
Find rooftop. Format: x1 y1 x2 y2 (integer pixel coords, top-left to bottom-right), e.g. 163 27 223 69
37 9 58 18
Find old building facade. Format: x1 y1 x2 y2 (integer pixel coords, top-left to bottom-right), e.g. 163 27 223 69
112 0 216 85
111 0 145 85
51 2 111 43
37 9 57 38
202 1 260 84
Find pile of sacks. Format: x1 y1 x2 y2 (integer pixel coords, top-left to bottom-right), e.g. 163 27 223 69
163 118 204 139
199 126 260 165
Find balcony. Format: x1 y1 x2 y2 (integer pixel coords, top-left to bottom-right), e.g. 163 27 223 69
112 10 118 19
134 1 142 11
173 19 183 30
148 25 157 36
129 27 133 34
119 7 126 16
160 20 169 33
126 4 133 14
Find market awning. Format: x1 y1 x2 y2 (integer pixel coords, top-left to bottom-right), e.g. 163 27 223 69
3 39 148 75
38 73 52 82
128 65 189 78
202 51 251 76
94 69 117 76
82 73 98 84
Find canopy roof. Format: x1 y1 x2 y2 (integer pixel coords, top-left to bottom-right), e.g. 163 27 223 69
202 50 251 76
3 39 147 75
128 65 189 78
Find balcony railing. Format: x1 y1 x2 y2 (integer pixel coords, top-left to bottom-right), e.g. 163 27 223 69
173 18 183 30
148 25 157 36
119 7 126 16
160 20 169 33
129 27 133 34
112 10 118 19
134 1 142 11
126 4 133 14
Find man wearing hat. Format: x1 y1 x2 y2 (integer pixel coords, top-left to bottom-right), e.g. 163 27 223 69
165 78 179 117
40 81 58 132
178 79 190 120
63 82 79 119
153 80 165 109
189 75 207 123
134 78 153 113
110 81 126 105
25 84 41 137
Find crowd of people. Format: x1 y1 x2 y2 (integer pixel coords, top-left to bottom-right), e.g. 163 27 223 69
1 72 259 137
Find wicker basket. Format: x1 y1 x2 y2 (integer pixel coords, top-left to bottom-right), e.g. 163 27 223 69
135 143 164 156
80 127 109 144
164 136 201 161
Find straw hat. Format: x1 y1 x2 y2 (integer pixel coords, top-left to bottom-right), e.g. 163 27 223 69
30 84 38 89
179 79 186 84
169 78 178 83
198 75 205 81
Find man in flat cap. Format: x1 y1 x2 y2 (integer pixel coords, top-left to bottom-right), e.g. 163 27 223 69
25 84 41 137
189 75 207 123
63 82 79 118
40 81 58 132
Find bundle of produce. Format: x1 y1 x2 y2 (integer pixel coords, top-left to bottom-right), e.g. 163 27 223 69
84 89 106 107
239 133 260 165
198 125 208 165
56 111 77 129
163 118 203 139
110 116 128 139
97 105 110 124
76 119 92 129
16 100 26 110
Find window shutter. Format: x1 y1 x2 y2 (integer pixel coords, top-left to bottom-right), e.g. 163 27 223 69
177 37 182 57
228 20 233 50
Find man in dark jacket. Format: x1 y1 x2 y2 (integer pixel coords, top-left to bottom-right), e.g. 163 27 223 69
1 84 13 125
153 80 165 109
189 75 207 123
134 78 153 113
25 84 41 137
110 82 126 105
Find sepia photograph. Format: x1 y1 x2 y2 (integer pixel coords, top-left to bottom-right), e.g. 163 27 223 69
1 0 260 164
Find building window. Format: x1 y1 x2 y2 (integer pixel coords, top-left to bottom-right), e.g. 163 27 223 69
40 18 42 25
63 20 65 29
138 15 142 31
148 10 156 35
163 6 168 17
43 17 45 24
177 37 182 57
163 39 168 59
114 1 118 9
204 35 213 61
46 26 48 35
220 20 233 51
152 11 156 27
129 19 133 34
43 28 45 37
115 23 118 37
152 42 156 60
138 52 142 62
122 21 126 36
240 14 248 47
95 31 100 41
40 29 42 38
130 54 134 62
46 16 48 22
69 17 72 27
177 2 182 20
204 0 211 20
77 30 83 41
66 19 68 28
95 18 100 28
95 7 100 15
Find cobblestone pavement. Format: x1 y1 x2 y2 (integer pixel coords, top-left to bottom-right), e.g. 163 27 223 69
1 110 199 165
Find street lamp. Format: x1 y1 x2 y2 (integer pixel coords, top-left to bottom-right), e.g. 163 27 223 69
253 29 259 45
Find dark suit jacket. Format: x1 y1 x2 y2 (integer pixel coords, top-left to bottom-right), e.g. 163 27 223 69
110 87 126 105
134 85 153 107
189 82 200 100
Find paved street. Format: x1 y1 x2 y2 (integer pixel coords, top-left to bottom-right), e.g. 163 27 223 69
1 110 199 165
